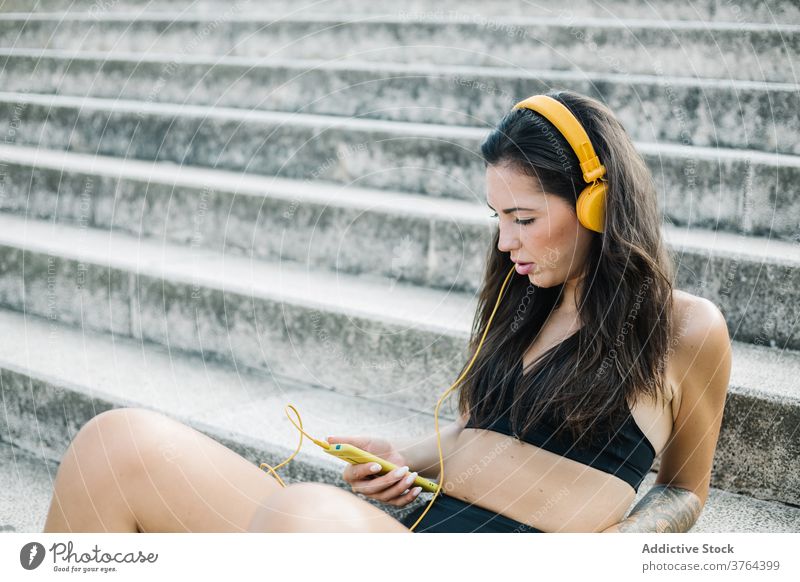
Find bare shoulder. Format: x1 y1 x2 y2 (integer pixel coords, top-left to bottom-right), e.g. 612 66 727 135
670 290 729 357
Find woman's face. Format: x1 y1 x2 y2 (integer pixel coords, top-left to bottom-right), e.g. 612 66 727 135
486 163 594 289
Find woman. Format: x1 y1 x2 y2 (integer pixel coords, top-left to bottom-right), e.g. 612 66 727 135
43 90 732 533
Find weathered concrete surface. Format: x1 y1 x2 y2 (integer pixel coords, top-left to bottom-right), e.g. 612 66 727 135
1 146 798 350
1 50 797 154
1 94 798 241
0 442 58 533
0 15 797 81
0 212 477 411
2 0 799 25
0 145 494 292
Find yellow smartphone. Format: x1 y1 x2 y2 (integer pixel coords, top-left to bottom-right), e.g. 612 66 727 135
324 443 439 493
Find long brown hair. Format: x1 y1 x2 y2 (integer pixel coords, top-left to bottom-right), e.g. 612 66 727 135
457 90 675 448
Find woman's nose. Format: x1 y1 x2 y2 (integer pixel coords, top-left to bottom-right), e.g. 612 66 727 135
496 225 521 253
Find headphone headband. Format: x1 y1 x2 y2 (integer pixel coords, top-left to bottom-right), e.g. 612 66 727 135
512 95 606 184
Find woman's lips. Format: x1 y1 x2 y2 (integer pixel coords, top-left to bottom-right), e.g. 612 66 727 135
515 262 535 275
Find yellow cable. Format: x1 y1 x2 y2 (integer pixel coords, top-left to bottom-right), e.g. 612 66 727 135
258 264 518 532
404 263 516 531
259 404 330 488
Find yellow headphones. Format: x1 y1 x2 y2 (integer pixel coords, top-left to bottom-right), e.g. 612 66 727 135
512 94 607 233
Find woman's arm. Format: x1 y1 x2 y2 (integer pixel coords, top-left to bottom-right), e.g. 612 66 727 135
601 485 703 532
603 297 732 533
392 412 469 480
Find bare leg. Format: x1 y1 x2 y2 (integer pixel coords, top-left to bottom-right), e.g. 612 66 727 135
43 407 284 532
248 482 411 533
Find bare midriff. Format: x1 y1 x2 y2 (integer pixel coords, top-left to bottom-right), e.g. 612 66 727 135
440 428 638 532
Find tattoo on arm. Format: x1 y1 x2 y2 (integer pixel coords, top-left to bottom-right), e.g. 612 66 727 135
617 485 703 533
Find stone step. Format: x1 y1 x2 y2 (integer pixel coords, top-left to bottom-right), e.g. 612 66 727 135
0 14 797 82
0 441 58 533
2 0 799 25
0 144 493 294
1 92 798 242
633 471 800 533
0 210 478 413
0 215 796 505
0 308 798 532
2 49 797 155
0 145 798 350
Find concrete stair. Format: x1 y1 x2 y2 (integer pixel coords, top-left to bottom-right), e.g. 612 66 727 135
2 0 800 25
1 146 797 350
1 92 798 242
1 49 798 155
0 14 797 82
0 0 797 533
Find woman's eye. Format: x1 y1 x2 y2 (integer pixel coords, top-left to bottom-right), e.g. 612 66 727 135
489 211 535 226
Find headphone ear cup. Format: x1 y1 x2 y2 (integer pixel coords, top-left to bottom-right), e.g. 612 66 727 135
576 181 607 233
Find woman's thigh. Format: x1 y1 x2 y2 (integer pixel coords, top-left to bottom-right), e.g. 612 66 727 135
46 407 286 532
248 482 411 533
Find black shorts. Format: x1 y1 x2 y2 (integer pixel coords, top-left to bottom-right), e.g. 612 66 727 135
399 492 543 533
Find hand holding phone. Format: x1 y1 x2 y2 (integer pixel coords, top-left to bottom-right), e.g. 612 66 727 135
326 436 439 506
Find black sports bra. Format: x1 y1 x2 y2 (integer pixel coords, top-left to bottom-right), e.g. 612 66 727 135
464 360 657 491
